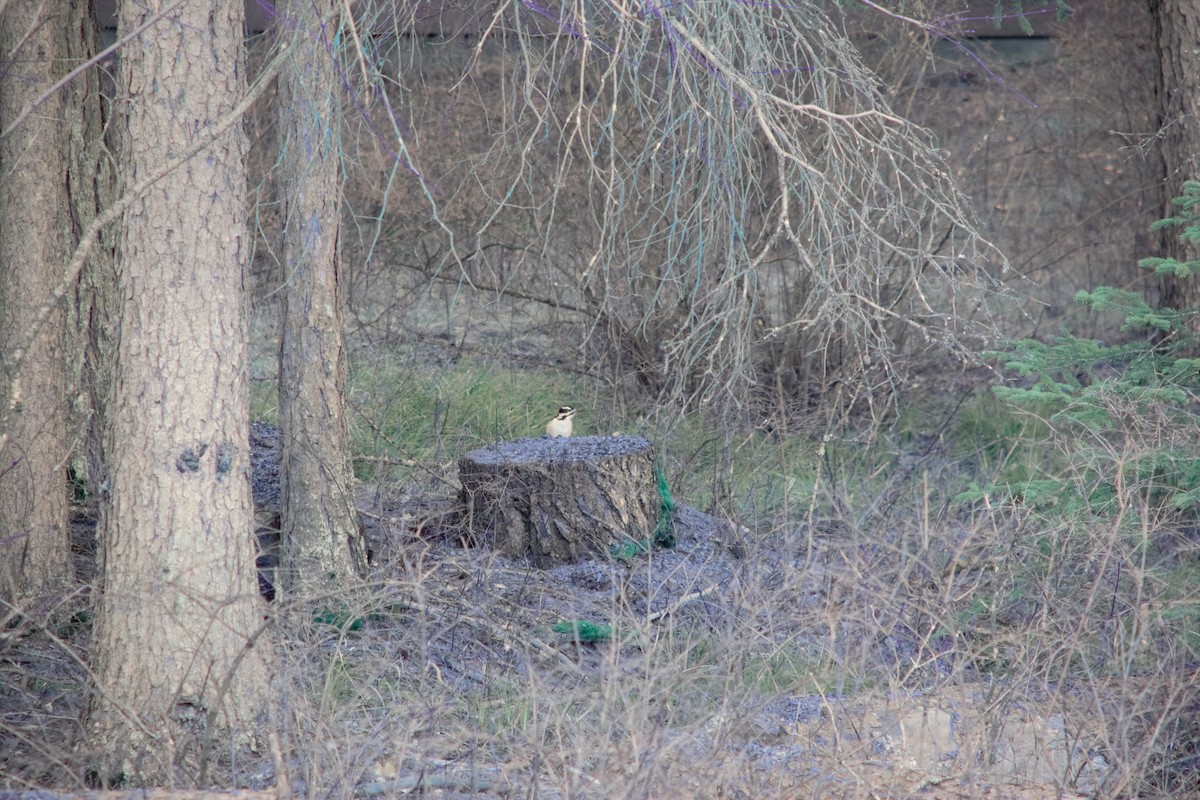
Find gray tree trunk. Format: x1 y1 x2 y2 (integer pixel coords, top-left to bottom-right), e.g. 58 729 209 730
0 0 72 600
84 0 272 783
67 0 119 537
276 2 367 594
1151 0 1200 313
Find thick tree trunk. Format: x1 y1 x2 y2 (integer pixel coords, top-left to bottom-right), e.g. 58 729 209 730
85 0 272 784
277 2 367 594
0 0 72 600
460 436 661 566
1151 0 1200 312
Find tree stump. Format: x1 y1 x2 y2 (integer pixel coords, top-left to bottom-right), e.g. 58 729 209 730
459 435 659 566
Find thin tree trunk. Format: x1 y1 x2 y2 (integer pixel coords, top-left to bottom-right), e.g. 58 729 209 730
1151 0 1200 312
85 0 271 784
277 2 366 593
0 0 72 600
67 0 118 540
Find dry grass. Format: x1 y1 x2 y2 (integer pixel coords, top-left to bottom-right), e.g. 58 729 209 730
4 364 1198 798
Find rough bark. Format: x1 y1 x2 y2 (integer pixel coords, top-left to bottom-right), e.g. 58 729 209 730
1151 0 1200 312
459 436 660 566
84 0 272 784
277 1 367 594
0 0 72 600
67 0 119 531
0 793 275 800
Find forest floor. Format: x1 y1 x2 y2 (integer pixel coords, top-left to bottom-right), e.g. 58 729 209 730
327 456 1121 799
231 412 1158 797
4 286 1197 799
2 409 1159 800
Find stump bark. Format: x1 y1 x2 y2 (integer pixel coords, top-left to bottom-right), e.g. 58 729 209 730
459 435 659 566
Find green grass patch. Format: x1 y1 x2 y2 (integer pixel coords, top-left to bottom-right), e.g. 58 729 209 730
345 353 603 481
341 350 831 515
659 424 822 517
739 644 833 694
949 391 1059 489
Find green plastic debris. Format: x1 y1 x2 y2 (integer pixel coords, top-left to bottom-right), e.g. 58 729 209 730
313 610 365 631
553 619 614 642
609 465 676 559
610 537 652 559
654 464 676 548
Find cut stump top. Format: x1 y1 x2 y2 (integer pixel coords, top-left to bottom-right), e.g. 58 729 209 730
463 435 653 466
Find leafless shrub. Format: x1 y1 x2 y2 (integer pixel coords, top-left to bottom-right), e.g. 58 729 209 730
336 1 1008 427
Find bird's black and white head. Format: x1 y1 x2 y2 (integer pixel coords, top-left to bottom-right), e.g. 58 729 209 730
546 405 577 437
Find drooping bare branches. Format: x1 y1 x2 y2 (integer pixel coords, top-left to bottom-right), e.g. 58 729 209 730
347 0 1008 421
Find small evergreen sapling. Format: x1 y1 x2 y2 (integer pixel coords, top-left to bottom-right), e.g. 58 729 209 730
983 182 1200 515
